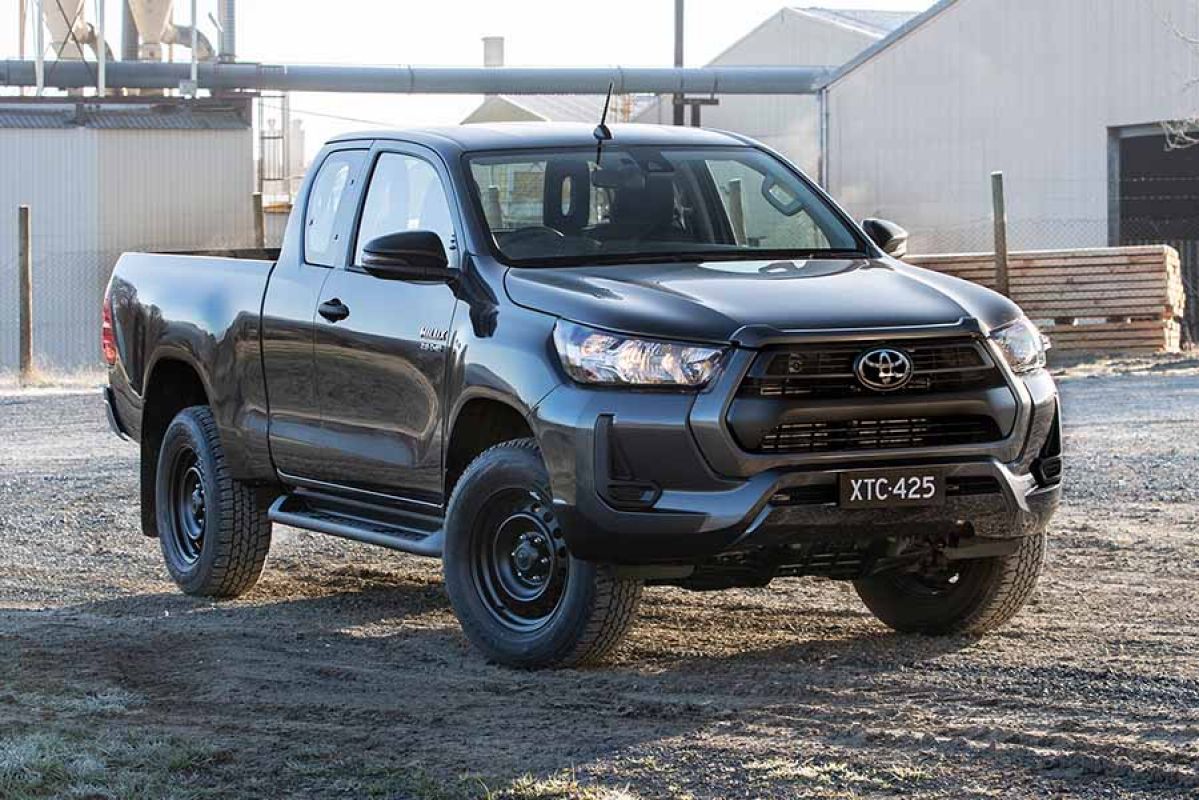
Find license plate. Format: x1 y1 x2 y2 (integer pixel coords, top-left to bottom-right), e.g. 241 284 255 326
839 469 945 509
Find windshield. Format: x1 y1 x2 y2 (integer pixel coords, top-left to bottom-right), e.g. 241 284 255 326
467 146 865 265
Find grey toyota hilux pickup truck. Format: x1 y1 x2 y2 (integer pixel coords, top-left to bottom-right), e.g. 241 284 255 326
104 123 1061 668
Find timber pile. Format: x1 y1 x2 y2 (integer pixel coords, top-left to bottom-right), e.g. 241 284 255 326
906 246 1185 353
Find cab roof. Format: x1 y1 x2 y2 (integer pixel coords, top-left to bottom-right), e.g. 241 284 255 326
328 122 750 154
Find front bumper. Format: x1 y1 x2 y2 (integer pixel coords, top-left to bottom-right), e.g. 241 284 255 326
532 339 1061 565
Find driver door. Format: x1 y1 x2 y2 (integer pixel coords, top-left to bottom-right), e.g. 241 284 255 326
310 145 461 505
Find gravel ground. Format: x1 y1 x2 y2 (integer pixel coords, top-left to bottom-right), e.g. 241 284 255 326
1 369 1198 799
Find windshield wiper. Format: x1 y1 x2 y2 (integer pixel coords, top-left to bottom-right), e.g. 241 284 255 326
593 253 708 264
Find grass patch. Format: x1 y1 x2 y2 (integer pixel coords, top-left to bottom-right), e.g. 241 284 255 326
0 730 224 800
483 770 638 800
744 756 934 795
0 367 105 391
263 759 636 800
6 687 144 717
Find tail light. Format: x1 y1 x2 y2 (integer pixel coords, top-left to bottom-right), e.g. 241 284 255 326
101 289 117 366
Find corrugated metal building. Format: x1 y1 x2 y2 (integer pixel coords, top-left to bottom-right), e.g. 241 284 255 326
0 100 254 370
463 93 656 125
634 7 917 175
825 0 1199 256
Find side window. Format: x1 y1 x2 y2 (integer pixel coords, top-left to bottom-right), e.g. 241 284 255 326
355 153 456 265
305 150 364 267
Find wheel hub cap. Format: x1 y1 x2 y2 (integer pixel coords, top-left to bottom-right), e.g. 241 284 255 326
510 530 551 584
472 491 570 632
170 450 206 565
183 467 206 540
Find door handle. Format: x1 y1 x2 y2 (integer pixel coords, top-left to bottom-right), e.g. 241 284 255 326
318 298 350 323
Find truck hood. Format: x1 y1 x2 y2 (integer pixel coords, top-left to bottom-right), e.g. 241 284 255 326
503 257 1021 345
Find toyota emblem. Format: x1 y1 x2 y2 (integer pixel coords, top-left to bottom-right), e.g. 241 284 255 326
854 348 914 392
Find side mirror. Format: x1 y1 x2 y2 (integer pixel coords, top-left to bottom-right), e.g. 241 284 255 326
862 219 909 259
361 231 452 281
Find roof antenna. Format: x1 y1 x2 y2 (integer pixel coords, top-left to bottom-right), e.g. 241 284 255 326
594 81 614 164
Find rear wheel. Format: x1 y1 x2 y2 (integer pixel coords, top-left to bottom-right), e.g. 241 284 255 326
443 439 642 668
155 406 271 598
854 531 1045 635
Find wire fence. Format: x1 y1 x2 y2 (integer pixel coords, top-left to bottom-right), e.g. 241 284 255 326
904 217 1110 256
0 245 115 373
0 229 252 374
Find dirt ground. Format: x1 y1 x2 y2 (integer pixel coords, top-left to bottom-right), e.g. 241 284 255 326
2 362 1198 799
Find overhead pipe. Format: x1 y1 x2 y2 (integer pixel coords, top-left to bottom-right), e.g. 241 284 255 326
0 61 836 94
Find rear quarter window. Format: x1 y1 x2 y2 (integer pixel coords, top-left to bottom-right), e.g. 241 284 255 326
305 150 365 267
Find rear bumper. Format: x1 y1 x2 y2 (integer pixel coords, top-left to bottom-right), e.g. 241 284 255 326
102 386 131 441
532 354 1060 565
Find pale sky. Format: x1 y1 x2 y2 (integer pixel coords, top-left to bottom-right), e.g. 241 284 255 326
4 0 935 157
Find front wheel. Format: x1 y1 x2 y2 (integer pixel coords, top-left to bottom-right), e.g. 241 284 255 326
443 439 642 668
854 530 1045 635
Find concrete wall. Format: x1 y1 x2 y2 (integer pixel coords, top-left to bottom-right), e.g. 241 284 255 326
826 0 1199 253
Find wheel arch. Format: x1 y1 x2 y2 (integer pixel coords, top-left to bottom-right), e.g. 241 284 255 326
444 392 536 498
139 357 212 538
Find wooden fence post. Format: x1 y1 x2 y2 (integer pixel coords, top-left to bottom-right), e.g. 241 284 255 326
252 192 265 249
991 171 1010 296
727 178 747 245
251 191 266 248
18 205 33 385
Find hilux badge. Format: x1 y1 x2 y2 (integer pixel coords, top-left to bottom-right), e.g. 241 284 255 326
854 348 913 392
419 326 449 351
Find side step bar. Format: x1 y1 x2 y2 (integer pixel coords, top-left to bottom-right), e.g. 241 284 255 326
268 492 445 558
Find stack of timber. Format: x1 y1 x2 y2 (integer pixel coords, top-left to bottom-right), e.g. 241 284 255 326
906 246 1185 354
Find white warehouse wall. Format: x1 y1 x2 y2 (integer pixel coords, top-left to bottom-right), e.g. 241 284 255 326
826 0 1199 254
0 129 102 372
0 126 254 371
636 9 888 176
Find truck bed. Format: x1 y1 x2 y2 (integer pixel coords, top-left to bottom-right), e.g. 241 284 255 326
106 251 278 481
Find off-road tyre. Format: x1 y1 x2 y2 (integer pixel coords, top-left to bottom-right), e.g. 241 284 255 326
443 439 642 669
155 405 272 598
854 530 1045 635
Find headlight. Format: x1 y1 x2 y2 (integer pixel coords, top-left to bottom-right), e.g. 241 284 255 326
552 321 726 387
990 317 1049 374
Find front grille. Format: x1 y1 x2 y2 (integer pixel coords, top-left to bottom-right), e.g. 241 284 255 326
756 416 1001 454
741 338 1002 399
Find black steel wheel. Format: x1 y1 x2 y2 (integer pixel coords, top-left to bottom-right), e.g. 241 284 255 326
443 439 643 669
854 531 1046 635
166 447 207 565
471 489 570 632
155 406 272 598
